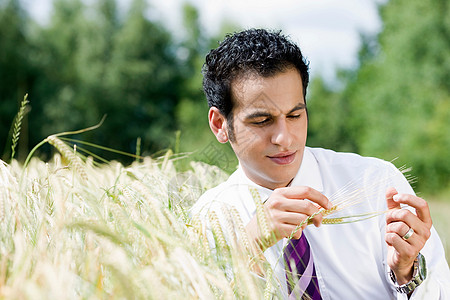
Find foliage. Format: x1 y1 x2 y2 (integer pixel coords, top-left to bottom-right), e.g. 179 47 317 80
0 0 31 160
306 73 356 153
1 0 449 193
307 0 450 192
29 0 183 159
0 0 213 163
174 3 239 173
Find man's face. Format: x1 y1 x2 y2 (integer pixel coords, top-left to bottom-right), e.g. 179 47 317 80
226 67 308 190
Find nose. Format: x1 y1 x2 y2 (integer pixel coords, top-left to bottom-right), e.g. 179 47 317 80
270 117 293 148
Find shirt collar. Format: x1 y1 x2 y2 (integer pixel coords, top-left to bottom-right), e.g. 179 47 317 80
290 147 324 193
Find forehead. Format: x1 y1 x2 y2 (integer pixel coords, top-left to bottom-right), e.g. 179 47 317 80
230 68 304 114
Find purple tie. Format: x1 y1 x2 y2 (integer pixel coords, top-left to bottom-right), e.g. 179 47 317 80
284 233 322 299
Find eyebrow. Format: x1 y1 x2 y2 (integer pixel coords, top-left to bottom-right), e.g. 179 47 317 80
287 103 306 114
245 102 306 120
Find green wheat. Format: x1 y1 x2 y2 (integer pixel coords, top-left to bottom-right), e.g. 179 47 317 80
10 94 29 161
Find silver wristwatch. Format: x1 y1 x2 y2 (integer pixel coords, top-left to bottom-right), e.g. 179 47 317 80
389 253 427 294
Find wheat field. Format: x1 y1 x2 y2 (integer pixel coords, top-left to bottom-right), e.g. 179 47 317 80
0 150 278 299
1 142 449 299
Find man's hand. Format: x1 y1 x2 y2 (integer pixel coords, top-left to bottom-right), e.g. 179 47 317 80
246 186 331 251
385 187 432 285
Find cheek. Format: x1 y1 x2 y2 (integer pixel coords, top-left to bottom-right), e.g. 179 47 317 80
294 120 308 139
233 137 266 165
234 125 266 149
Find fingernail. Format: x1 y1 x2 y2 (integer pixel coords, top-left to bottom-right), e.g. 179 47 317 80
393 194 400 202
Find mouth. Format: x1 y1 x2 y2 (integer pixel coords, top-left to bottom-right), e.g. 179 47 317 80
267 151 297 165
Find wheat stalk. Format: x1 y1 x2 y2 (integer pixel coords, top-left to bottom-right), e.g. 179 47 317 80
10 94 29 161
284 166 403 239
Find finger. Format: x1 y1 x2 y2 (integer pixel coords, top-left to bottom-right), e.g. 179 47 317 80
386 209 421 236
275 223 305 239
385 232 418 258
273 198 322 215
386 209 415 227
276 186 331 210
393 194 432 226
287 225 303 239
386 221 411 238
386 222 418 245
289 200 324 227
275 210 307 225
310 212 324 227
292 230 302 240
386 187 400 210
274 206 323 227
386 209 430 242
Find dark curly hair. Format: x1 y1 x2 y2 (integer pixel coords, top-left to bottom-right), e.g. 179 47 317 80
202 28 310 126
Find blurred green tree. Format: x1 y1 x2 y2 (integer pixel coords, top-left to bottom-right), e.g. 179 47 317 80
348 0 450 192
174 3 239 172
26 0 184 160
1 0 448 193
307 0 450 192
306 72 356 153
0 0 32 161
0 0 237 169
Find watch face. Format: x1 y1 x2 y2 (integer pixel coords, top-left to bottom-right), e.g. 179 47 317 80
418 253 427 280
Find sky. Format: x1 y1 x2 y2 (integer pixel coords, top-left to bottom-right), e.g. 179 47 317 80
27 0 385 81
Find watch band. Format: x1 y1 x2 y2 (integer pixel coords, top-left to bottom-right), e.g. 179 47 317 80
389 253 427 294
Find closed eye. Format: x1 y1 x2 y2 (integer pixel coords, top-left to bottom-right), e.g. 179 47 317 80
251 118 272 125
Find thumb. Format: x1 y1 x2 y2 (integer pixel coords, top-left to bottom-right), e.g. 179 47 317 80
386 187 400 210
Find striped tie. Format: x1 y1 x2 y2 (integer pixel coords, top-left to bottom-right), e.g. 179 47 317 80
284 233 322 299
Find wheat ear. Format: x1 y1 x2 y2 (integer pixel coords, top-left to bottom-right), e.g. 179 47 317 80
263 266 275 300
208 210 228 251
250 187 275 248
10 94 29 160
229 207 251 253
190 216 209 262
47 135 88 181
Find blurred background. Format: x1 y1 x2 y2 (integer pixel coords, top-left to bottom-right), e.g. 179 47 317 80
0 0 449 199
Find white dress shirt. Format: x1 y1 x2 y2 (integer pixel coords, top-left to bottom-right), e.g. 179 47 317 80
191 147 450 299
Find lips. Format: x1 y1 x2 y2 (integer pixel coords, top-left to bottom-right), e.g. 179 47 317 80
267 151 297 165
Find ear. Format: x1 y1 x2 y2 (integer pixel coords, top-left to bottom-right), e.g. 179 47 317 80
208 107 229 143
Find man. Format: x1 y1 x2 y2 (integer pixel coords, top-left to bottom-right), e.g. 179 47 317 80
191 28 450 299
